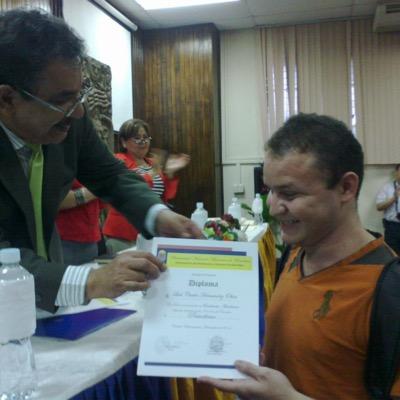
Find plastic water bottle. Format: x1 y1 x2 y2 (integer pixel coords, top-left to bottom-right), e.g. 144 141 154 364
191 202 208 229
227 197 242 220
0 248 37 400
252 193 264 225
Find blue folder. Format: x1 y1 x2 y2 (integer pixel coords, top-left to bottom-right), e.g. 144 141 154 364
35 308 135 340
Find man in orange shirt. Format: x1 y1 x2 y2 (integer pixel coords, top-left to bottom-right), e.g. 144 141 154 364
199 114 400 399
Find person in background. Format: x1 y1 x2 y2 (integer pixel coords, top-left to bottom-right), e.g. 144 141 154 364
376 164 400 254
56 179 103 265
102 118 190 254
0 9 202 313
199 113 400 399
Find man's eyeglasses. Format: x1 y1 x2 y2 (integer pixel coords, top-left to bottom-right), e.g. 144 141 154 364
129 136 152 145
18 80 92 118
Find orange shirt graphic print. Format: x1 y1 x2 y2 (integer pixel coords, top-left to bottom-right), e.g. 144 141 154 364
313 290 335 320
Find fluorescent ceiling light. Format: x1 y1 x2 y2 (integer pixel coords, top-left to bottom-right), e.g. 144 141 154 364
135 0 240 11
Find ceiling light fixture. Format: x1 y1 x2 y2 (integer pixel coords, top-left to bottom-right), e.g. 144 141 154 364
135 0 240 11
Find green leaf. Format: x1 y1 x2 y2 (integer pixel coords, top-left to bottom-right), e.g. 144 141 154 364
241 202 254 217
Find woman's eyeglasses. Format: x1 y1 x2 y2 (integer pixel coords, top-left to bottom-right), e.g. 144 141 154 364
129 136 152 145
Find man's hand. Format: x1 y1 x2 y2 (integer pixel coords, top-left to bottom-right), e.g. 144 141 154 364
85 251 166 300
198 360 312 400
155 209 203 238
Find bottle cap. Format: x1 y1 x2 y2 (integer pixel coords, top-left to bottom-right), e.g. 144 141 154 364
255 193 261 198
232 197 238 202
196 202 204 208
0 248 21 264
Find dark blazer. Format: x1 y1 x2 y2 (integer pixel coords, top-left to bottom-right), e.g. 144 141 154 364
0 112 162 311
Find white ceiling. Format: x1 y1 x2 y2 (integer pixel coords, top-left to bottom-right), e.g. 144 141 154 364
105 0 378 30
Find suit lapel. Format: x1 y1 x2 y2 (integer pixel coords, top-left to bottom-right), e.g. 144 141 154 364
0 127 36 245
0 127 66 252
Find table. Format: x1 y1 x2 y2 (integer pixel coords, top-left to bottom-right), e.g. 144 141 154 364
32 292 170 400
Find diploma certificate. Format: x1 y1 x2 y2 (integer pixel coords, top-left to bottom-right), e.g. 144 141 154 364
138 238 259 379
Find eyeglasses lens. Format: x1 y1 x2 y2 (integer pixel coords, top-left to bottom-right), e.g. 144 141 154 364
131 136 152 144
65 82 92 117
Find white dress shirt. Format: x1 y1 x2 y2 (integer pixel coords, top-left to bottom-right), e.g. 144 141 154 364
376 181 400 222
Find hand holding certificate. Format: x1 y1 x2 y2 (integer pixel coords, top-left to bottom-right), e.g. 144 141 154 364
138 238 259 379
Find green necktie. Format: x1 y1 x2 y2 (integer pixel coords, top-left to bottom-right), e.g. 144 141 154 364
27 144 47 260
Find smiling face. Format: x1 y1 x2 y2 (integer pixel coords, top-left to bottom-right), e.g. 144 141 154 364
264 150 345 248
3 58 84 145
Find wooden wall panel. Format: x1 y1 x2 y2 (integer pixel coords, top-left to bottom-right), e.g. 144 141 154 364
131 29 145 120
136 24 222 218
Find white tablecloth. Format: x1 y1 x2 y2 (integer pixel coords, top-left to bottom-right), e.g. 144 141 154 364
32 292 145 400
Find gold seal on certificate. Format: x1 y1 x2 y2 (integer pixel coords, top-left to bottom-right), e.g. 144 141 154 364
137 238 259 379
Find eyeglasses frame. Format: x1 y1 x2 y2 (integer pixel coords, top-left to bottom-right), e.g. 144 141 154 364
18 81 92 118
128 136 152 145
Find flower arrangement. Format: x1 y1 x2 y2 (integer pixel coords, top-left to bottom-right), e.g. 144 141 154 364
203 214 245 241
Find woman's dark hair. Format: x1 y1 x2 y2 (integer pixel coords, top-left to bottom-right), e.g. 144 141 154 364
266 113 364 197
118 118 150 153
0 8 86 92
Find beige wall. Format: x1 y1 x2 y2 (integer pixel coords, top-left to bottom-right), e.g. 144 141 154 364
64 0 133 129
221 29 264 215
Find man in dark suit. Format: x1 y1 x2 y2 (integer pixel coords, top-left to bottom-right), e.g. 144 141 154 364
0 9 201 312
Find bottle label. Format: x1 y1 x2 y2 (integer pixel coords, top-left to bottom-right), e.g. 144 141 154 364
191 211 208 229
228 205 241 220
0 276 36 343
252 199 263 214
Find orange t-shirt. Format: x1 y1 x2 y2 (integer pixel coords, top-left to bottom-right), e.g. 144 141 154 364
264 237 400 400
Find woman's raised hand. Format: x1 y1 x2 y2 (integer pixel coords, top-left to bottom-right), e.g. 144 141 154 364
164 153 190 177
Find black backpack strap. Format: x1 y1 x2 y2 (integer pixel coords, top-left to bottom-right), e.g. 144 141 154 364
365 257 400 399
275 245 292 284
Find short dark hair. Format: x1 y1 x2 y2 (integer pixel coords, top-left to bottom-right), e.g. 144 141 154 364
265 113 364 196
119 118 150 153
395 164 400 171
0 8 85 92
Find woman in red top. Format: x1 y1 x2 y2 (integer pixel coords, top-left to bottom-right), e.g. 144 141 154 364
102 118 190 254
56 179 103 265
